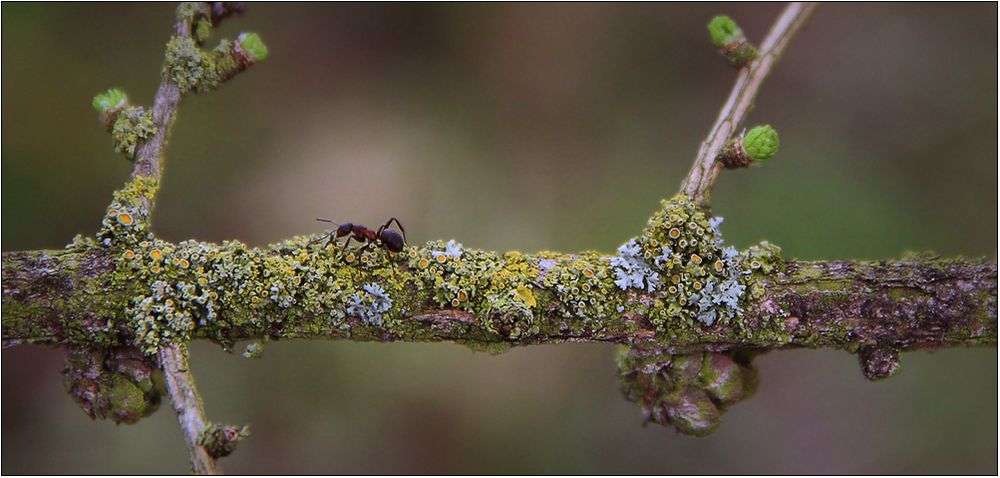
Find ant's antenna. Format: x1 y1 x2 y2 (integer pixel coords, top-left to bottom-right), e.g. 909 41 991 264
309 218 340 246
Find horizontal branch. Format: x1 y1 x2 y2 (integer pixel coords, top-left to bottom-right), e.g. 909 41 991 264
4 240 995 354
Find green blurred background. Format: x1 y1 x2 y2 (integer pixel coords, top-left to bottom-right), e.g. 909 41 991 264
2 3 997 474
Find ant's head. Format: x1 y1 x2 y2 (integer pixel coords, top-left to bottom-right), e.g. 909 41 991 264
316 218 355 237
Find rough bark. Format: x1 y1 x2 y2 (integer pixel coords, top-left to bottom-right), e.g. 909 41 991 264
4 246 995 353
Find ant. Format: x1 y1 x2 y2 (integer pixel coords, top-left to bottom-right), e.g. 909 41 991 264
310 217 407 254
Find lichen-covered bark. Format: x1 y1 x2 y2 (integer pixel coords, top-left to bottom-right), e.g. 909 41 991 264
2 246 127 348
761 258 997 351
4 242 995 354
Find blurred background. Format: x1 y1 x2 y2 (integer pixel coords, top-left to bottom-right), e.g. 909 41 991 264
2 3 997 474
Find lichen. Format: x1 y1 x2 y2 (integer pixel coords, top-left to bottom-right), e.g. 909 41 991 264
175 2 203 24
194 18 213 44
110 106 156 160
347 283 394 327
97 176 159 248
93 183 784 355
243 342 263 359
163 31 266 95
164 36 220 94
615 194 773 331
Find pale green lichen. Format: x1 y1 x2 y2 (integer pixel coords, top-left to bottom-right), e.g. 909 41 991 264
164 36 220 94
195 18 213 44
631 194 750 328
163 33 264 95
95 183 781 354
110 106 156 160
175 2 203 23
98 176 159 248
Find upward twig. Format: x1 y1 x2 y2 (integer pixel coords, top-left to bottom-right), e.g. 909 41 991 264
135 7 214 474
130 11 192 205
680 2 819 202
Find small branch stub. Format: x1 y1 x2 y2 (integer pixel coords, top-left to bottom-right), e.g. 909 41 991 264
858 345 902 381
718 124 780 169
707 15 758 68
199 423 251 458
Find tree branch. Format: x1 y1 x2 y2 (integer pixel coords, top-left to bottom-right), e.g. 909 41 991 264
1 0 996 462
160 342 218 475
4 244 994 353
129 7 192 206
111 3 252 472
681 2 819 202
133 9 213 473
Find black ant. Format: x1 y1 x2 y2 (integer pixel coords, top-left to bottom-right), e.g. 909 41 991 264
310 217 407 254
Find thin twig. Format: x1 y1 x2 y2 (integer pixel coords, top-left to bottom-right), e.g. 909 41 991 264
160 343 219 475
130 12 192 201
680 2 819 202
134 8 218 474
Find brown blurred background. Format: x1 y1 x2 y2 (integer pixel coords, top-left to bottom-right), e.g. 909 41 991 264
2 3 997 474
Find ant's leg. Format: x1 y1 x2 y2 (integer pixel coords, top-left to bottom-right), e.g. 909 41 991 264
352 240 375 283
342 235 358 251
357 241 372 256
383 217 407 244
382 247 397 264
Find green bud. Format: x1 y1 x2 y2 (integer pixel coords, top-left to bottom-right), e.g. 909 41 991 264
743 124 779 162
707 15 744 48
237 32 268 62
92 88 128 114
